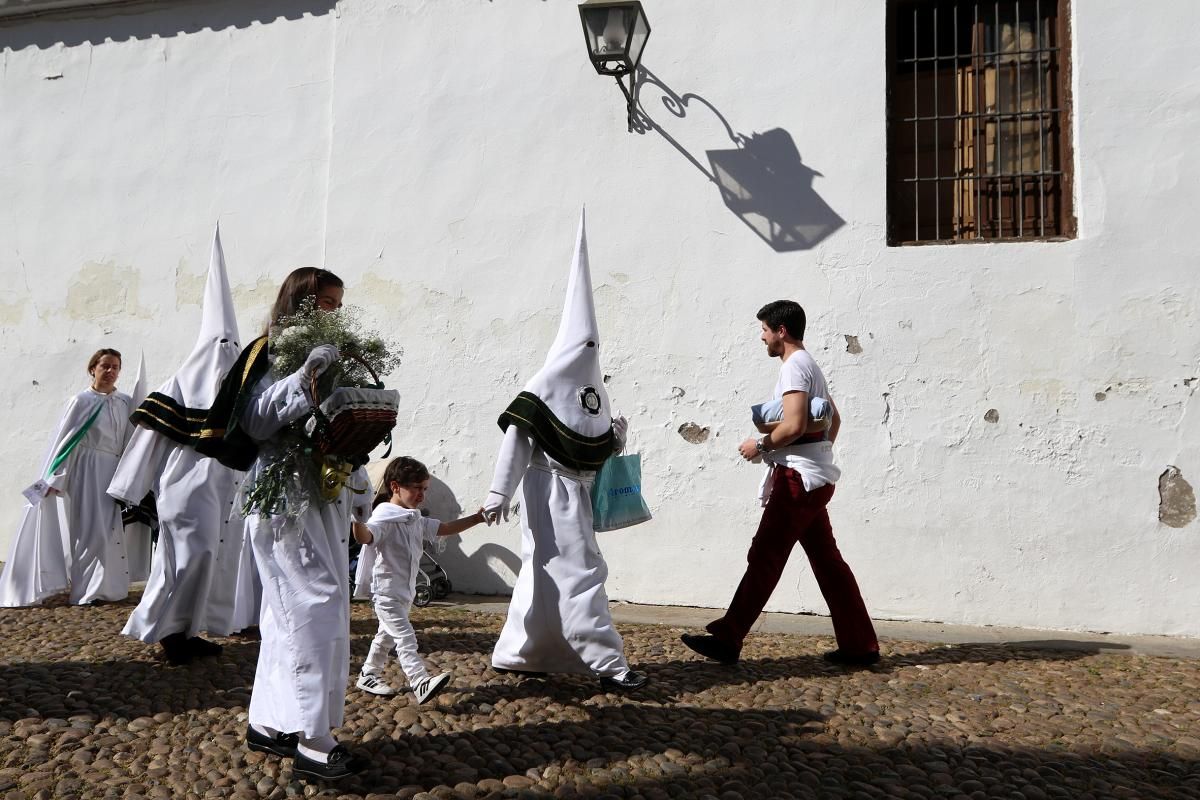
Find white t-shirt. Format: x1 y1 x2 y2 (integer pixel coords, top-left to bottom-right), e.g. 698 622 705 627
365 503 440 603
764 349 841 492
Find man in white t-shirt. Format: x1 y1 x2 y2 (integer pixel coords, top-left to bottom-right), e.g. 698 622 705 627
681 300 879 667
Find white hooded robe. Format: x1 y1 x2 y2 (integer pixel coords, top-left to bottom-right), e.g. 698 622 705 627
109 225 258 641
489 211 629 678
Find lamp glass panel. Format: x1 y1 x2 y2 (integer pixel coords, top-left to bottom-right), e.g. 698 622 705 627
627 9 648 66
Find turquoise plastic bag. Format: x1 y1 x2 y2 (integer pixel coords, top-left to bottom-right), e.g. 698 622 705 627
590 453 652 532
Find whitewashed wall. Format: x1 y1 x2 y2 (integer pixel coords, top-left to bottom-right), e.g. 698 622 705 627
1 0 1197 637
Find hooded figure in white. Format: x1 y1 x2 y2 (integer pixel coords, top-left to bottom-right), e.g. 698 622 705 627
108 225 260 662
0 354 134 607
120 351 154 583
483 211 643 689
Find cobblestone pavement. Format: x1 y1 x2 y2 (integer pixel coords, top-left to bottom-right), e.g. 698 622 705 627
1 594 1198 799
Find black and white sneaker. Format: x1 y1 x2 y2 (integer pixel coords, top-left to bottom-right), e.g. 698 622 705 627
355 672 398 696
412 672 451 705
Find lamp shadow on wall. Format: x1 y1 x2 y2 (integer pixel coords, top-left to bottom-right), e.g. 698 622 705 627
0 0 336 50
633 65 844 253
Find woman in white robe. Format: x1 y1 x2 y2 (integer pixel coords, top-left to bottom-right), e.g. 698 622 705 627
211 268 367 781
0 349 132 607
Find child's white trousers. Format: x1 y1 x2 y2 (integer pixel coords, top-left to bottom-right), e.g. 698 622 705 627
362 594 429 684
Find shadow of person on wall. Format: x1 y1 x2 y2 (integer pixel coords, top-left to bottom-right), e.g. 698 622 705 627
633 65 845 252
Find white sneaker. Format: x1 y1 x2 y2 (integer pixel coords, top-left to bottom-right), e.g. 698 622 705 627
412 672 451 705
356 672 398 696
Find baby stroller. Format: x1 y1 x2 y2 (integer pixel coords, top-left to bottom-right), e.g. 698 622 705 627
412 543 452 607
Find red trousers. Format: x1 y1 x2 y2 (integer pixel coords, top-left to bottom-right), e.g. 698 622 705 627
707 466 878 655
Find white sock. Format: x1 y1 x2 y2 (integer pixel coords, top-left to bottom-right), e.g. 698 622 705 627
251 723 281 738
297 734 338 762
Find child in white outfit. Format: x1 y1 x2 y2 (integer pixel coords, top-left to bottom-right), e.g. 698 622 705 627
352 456 485 704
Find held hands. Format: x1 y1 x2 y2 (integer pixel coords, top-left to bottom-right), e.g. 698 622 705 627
612 415 629 454
482 491 510 525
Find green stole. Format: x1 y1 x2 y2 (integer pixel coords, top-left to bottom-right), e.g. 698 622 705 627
498 391 614 472
45 398 105 477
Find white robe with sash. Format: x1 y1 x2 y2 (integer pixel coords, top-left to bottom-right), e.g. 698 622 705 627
111 429 248 640
0 389 132 607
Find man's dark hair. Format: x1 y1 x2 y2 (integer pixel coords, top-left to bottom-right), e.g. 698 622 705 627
756 300 806 341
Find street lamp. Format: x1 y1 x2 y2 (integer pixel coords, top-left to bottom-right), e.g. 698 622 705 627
578 0 650 132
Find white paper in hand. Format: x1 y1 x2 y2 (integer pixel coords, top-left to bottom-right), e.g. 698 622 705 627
22 480 51 505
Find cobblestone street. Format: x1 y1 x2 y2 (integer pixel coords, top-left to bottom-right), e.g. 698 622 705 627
1 594 1198 799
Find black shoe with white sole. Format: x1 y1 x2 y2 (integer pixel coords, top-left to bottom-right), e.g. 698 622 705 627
245 725 299 758
599 670 648 692
292 745 367 781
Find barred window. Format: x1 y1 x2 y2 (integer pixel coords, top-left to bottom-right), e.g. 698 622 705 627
887 0 1076 245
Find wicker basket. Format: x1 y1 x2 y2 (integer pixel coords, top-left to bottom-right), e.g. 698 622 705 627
304 354 399 461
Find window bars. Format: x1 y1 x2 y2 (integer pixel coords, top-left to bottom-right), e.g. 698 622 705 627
887 0 1075 244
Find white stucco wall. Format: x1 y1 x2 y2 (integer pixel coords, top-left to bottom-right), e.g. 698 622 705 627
1 0 1196 636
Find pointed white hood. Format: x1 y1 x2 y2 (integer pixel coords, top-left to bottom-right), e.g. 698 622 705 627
157 223 242 409
521 209 612 439
129 351 149 410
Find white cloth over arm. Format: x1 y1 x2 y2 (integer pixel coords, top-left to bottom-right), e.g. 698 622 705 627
490 425 535 499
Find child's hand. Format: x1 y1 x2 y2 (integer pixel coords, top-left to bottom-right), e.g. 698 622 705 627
352 521 373 545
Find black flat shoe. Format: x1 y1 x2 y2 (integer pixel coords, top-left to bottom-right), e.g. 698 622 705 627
680 633 740 665
493 666 548 678
292 745 367 781
823 648 881 667
186 637 223 659
599 670 648 692
245 725 299 758
159 632 193 666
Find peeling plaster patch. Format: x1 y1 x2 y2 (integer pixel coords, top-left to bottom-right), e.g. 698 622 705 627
1158 466 1196 528
984 409 999 423
233 277 283 316
1184 378 1197 388
677 422 709 444
65 261 151 320
1094 392 1107 401
174 257 204 309
0 297 25 325
671 386 686 399
844 334 862 354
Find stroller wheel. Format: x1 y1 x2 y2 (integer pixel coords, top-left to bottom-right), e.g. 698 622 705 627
413 585 433 607
432 578 451 599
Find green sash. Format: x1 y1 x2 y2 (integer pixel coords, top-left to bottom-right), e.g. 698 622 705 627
45 399 104 478
498 391 614 472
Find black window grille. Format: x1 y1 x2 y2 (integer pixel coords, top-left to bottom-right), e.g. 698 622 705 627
887 0 1076 244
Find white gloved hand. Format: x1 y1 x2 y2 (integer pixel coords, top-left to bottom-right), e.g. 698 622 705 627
299 344 339 380
482 491 510 525
612 415 629 454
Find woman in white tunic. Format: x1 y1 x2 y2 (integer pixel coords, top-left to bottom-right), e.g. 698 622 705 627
0 349 132 607
207 268 366 781
483 212 646 692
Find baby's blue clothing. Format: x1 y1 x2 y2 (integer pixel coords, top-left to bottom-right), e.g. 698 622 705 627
751 396 830 425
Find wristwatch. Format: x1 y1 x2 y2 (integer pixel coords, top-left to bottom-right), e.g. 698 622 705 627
755 436 769 453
